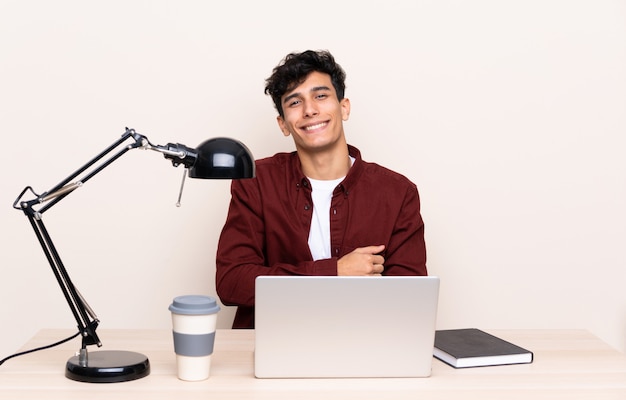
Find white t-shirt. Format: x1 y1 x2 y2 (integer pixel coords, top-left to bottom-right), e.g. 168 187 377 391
307 177 344 260
307 157 355 261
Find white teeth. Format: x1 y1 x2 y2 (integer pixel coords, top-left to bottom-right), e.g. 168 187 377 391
305 122 326 131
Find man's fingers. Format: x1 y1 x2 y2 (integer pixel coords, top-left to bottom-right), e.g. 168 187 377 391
356 244 385 254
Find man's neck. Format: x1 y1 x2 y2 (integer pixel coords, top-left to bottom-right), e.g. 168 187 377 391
298 144 351 180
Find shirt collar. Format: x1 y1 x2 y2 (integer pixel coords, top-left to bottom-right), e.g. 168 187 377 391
291 145 364 193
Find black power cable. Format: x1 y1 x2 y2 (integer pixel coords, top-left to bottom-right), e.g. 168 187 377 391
0 331 81 366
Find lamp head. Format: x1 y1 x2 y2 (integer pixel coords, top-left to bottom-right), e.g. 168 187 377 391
189 137 255 179
160 137 255 180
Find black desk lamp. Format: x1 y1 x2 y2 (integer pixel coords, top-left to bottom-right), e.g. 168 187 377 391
12 128 255 383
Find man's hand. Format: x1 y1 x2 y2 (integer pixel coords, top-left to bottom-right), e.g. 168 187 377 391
337 245 385 276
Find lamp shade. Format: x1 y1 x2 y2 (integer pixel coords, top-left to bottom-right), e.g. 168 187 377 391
189 138 255 179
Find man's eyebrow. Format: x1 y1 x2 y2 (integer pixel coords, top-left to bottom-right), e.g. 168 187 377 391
283 92 300 104
282 86 332 104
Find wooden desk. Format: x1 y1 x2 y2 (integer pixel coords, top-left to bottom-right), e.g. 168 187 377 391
2 329 625 399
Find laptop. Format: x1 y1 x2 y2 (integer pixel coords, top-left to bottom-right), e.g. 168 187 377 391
254 275 440 378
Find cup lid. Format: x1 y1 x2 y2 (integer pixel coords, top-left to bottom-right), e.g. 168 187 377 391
169 295 221 315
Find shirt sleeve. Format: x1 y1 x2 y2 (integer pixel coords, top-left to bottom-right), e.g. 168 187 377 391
382 183 428 276
215 179 337 308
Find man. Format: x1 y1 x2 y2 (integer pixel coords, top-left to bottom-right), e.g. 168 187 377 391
216 50 427 328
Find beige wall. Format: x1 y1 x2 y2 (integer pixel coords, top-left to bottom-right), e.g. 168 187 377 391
1 0 624 360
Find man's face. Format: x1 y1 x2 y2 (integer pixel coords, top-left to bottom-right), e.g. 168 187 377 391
277 71 350 154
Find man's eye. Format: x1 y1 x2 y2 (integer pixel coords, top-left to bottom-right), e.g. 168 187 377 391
316 94 328 100
288 99 301 107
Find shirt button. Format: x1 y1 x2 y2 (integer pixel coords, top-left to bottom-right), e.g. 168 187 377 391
304 204 311 210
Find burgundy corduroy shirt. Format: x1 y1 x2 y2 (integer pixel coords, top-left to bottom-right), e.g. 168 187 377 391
216 145 427 328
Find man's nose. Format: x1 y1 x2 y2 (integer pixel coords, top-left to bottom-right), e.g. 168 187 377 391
303 100 319 117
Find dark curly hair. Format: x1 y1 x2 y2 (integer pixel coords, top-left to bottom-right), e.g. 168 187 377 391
264 50 347 118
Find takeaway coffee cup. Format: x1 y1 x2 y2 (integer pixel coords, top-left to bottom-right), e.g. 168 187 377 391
169 295 221 381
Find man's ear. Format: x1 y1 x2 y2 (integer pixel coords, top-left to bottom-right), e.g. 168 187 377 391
277 115 291 137
341 98 351 121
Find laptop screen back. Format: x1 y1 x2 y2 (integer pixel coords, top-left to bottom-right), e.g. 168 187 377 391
254 276 440 378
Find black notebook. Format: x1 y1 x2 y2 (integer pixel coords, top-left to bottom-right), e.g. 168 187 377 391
433 328 533 368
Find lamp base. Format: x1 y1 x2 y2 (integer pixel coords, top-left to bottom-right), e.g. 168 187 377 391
65 350 150 383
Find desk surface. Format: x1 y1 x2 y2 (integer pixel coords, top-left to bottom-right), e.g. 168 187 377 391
1 329 625 399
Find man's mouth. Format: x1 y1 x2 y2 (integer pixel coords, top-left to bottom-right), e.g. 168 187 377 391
303 122 327 132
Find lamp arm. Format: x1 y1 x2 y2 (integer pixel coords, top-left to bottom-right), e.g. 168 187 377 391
12 128 185 351
23 209 102 349
19 128 145 214
143 142 198 168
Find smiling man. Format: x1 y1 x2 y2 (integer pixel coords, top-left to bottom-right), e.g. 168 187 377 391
216 50 427 328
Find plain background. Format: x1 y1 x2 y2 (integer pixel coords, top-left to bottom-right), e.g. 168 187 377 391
1 0 624 361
